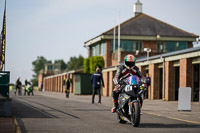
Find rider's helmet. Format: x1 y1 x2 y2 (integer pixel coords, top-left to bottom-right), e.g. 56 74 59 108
124 54 136 69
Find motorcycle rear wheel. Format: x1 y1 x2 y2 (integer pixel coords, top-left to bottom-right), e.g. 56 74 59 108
131 101 140 127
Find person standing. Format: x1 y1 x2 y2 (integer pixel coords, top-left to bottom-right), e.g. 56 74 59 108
144 73 151 99
91 67 104 104
64 74 72 98
40 81 43 91
15 77 22 96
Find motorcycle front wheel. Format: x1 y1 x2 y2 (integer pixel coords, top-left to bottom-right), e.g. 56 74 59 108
131 101 140 127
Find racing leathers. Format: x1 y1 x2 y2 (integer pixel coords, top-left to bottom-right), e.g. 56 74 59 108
112 65 142 113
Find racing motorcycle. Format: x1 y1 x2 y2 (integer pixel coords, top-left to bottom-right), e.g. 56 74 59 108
113 75 146 127
24 84 33 96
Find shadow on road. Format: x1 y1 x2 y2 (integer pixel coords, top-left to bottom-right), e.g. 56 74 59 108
12 99 57 118
139 123 200 128
17 98 80 119
73 109 110 112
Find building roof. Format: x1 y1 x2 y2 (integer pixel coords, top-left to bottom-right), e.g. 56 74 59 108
85 13 198 47
136 45 200 62
104 13 197 37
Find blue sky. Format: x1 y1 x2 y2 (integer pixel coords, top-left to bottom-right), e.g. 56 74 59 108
1 0 200 83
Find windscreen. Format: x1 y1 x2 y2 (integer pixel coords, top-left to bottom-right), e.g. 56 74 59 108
126 75 139 85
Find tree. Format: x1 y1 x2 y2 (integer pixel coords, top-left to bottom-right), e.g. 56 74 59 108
54 59 67 71
67 55 84 71
83 56 104 74
83 58 90 73
31 56 51 86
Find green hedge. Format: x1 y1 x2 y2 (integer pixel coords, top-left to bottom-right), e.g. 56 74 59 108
83 56 104 74
83 58 90 73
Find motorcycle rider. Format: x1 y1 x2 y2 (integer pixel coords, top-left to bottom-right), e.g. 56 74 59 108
24 79 33 96
111 54 142 113
15 77 22 96
64 74 72 98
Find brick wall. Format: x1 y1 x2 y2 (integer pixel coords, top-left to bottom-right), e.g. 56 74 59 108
38 74 43 88
43 74 75 93
105 40 112 67
138 66 146 77
149 63 159 99
188 42 193 48
180 58 192 88
111 57 118 66
102 72 109 96
102 40 161 67
88 47 92 57
199 66 200 103
143 41 157 56
164 61 175 101
109 71 116 96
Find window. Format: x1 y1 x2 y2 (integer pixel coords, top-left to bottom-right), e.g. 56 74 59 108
121 40 134 52
47 65 53 71
111 39 119 52
135 41 142 52
157 42 164 52
111 40 142 52
96 44 100 56
100 42 106 55
92 43 105 56
92 46 96 56
157 41 188 53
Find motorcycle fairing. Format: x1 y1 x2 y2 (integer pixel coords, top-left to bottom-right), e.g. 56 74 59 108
118 93 130 109
125 85 138 97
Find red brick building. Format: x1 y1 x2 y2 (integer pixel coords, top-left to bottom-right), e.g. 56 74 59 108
42 1 199 102
101 47 200 102
84 13 196 68
84 1 199 102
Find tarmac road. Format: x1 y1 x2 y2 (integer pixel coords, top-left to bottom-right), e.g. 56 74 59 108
11 91 200 133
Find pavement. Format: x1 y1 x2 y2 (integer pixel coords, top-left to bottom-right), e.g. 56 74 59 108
1 91 200 133
37 91 200 125
0 96 16 133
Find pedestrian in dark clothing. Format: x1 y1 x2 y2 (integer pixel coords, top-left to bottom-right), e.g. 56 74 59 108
91 67 104 104
15 77 22 96
144 73 151 99
63 74 72 98
40 81 43 91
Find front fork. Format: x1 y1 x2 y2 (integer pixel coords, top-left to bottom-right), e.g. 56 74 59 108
129 99 141 115
129 101 132 115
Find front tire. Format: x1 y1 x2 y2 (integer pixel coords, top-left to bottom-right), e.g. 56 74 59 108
131 101 140 127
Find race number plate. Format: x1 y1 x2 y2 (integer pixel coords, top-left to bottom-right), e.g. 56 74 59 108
125 85 133 92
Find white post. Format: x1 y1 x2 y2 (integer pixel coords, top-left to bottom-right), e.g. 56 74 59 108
113 22 115 52
144 48 151 63
118 13 120 65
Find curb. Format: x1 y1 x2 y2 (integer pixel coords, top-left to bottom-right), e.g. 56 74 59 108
13 116 21 133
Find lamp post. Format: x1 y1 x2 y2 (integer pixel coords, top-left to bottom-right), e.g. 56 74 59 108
118 12 121 65
144 47 151 99
144 48 151 62
136 50 139 56
196 37 200 44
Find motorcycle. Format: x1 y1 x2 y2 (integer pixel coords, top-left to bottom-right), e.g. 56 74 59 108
113 75 146 127
25 84 33 96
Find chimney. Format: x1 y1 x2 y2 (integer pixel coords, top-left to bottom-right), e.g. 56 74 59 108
134 0 142 16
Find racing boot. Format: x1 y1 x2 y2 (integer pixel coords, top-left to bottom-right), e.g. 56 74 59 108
111 100 118 113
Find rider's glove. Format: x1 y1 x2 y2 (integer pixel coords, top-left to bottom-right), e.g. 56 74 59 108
140 85 143 90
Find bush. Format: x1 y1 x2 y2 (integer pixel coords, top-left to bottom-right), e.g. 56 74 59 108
83 58 90 73
83 56 104 74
